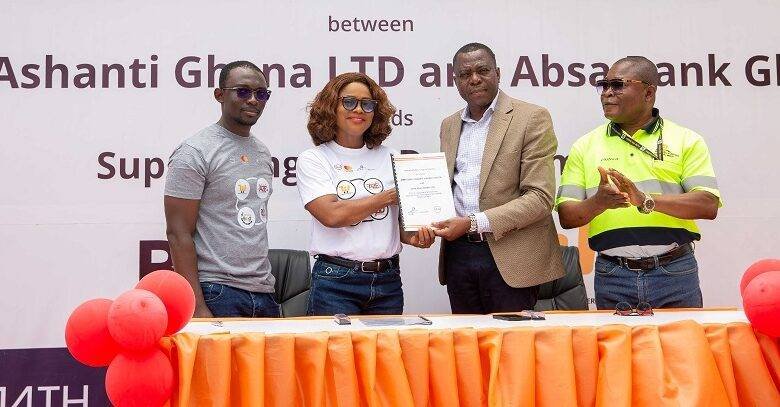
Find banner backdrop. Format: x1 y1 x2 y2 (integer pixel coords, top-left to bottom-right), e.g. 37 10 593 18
1 0 778 380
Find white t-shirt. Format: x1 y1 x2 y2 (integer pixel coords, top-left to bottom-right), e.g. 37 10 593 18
297 141 402 261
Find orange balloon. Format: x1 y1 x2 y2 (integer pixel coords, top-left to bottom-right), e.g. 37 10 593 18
105 349 173 407
740 259 780 295
107 289 168 351
136 270 195 335
743 270 780 338
65 298 120 367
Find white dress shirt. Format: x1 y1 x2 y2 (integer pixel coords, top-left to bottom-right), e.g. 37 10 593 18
452 95 499 234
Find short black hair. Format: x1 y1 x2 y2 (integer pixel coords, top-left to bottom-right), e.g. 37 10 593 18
218 60 266 88
614 56 659 85
453 42 497 67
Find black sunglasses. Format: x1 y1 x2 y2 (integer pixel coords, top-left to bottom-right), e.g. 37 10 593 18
614 301 654 316
340 96 378 113
222 87 272 101
595 79 649 94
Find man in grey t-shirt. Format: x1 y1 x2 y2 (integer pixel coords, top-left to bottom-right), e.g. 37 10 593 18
164 61 279 318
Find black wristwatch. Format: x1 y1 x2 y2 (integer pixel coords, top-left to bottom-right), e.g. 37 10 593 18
637 193 655 214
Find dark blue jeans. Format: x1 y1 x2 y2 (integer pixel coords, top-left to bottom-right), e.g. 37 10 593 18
200 282 280 318
594 250 703 310
306 258 404 316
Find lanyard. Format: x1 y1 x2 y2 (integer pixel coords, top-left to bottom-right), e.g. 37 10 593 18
611 119 664 161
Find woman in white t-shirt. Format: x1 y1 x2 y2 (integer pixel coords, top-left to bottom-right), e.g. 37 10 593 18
297 72 435 316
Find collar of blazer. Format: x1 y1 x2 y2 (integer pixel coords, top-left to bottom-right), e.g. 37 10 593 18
443 90 515 196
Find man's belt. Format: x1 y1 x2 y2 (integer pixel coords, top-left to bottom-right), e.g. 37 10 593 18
317 254 399 273
457 232 491 243
600 243 693 271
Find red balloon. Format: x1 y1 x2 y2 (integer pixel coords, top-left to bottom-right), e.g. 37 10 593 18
136 270 195 335
65 298 121 367
107 289 168 351
105 349 173 407
743 270 780 338
741 259 780 295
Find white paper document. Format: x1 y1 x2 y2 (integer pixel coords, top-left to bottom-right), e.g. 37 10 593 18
358 315 433 327
391 153 456 231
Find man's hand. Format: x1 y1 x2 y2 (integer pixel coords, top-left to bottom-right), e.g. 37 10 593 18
406 226 435 248
593 166 631 210
608 168 645 207
193 304 213 318
431 216 471 241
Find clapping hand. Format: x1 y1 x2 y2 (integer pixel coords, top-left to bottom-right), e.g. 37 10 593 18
593 166 631 210
607 168 645 207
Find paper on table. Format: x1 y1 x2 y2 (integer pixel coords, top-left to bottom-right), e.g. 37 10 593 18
358 315 433 327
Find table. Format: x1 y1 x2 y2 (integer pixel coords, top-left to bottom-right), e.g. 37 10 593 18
162 310 780 406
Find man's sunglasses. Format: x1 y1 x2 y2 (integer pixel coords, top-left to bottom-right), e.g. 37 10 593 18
595 79 650 94
614 301 654 316
340 96 378 113
222 87 272 101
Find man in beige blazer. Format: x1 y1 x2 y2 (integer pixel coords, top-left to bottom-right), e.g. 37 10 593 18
432 43 564 313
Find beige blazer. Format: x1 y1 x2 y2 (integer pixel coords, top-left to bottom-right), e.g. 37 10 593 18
439 90 565 288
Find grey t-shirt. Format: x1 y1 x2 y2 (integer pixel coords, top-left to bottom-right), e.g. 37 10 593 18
164 123 275 293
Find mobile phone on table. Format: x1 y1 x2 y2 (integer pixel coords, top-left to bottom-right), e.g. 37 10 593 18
334 314 351 325
492 313 532 321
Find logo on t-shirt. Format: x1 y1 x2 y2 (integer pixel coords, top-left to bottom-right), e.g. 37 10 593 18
235 179 251 200
333 163 358 172
364 178 383 194
240 154 250 163
256 178 270 199
336 180 357 199
371 206 388 220
259 207 267 222
661 144 680 158
337 178 388 226
237 206 256 229
233 177 270 229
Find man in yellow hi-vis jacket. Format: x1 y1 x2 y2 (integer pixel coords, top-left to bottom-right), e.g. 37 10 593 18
556 56 722 310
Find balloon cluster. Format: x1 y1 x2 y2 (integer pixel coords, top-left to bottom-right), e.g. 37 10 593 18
65 270 195 407
741 259 780 338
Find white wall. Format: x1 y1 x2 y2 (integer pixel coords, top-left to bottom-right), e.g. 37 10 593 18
1 0 778 349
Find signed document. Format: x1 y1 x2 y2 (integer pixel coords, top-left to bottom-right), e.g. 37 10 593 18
391 153 456 231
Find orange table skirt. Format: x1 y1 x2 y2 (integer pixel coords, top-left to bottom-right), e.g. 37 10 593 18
162 321 780 406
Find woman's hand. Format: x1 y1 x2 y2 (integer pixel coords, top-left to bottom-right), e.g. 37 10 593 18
406 226 436 248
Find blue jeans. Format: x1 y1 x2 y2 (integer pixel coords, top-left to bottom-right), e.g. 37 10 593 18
306 258 404 316
200 282 280 318
594 251 703 310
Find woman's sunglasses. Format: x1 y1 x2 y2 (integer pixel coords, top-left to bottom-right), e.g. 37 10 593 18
340 96 378 113
595 79 649 94
222 87 272 101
